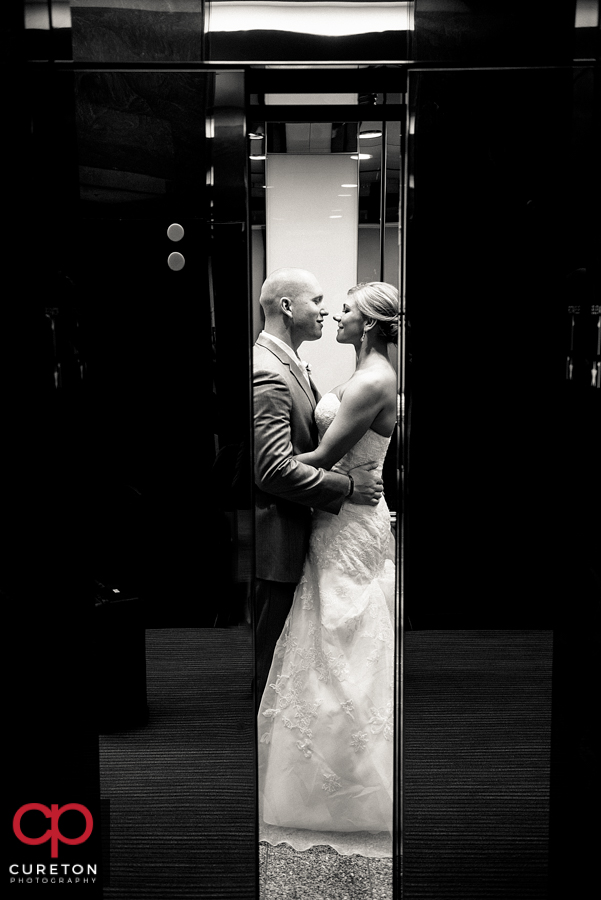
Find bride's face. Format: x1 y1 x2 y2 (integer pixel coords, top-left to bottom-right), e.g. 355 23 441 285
333 295 366 345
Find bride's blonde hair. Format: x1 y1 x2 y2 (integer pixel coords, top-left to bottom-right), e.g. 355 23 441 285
347 282 400 344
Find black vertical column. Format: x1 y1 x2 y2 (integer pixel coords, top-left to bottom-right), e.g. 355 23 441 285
6 54 104 895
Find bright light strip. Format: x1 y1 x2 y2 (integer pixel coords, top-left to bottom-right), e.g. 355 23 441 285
250 154 267 160
359 129 383 139
206 2 413 36
341 183 358 188
350 153 372 160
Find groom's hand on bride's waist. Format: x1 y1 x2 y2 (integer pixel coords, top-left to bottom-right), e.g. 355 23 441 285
347 463 383 506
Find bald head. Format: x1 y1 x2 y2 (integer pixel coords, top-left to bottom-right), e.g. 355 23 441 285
259 267 327 350
259 268 320 317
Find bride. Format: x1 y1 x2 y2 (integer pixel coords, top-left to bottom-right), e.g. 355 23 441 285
258 281 398 854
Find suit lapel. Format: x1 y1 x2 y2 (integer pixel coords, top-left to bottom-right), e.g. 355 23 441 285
256 333 317 410
308 376 321 404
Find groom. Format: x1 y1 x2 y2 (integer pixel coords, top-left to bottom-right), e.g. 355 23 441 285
253 267 383 700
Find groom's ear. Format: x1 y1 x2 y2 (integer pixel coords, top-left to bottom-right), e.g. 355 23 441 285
281 296 293 318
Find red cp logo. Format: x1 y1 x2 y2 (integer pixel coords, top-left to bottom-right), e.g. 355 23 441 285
13 804 94 858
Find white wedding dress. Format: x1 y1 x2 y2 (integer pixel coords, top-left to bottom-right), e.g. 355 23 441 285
258 392 396 858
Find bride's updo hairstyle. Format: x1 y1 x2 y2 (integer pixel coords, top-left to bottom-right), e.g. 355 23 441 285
348 282 400 344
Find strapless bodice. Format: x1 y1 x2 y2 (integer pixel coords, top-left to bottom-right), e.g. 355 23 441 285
314 392 392 473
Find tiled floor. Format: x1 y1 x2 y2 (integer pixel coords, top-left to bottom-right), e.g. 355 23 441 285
259 842 393 900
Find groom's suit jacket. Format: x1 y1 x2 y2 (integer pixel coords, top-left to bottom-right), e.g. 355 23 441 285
253 332 349 583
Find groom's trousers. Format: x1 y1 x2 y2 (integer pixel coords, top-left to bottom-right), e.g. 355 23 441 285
255 578 296 708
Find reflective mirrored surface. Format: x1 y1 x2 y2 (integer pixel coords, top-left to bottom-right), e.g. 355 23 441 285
69 1 413 64
71 0 204 62
65 0 599 68
206 1 412 62
411 0 582 63
17 64 257 896
402 61 599 900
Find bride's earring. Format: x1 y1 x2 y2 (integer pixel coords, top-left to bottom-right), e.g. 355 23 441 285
361 320 373 342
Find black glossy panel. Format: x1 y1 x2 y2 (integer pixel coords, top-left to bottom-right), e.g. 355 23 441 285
71 1 204 63
66 71 250 624
248 68 408 96
250 104 404 121
73 70 245 223
16 67 250 627
74 71 207 216
208 29 410 62
413 0 579 64
404 67 599 630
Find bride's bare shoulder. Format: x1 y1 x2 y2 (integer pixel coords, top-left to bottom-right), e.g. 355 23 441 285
353 364 396 396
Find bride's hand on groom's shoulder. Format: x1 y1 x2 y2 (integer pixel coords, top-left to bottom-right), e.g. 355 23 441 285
347 462 383 506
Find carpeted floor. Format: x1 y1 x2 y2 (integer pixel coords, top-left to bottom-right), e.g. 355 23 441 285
99 628 552 899
403 630 552 899
99 627 257 899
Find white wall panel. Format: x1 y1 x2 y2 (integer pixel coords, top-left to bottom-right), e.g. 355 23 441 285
265 154 358 394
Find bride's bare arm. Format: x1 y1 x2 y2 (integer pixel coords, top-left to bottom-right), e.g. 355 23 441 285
295 374 386 470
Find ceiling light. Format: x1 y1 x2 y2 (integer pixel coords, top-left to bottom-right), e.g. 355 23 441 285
250 154 266 160
359 129 382 139
350 154 373 160
206 5 413 37
249 133 264 140
341 184 358 188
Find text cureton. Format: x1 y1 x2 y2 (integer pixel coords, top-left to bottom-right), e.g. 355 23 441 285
9 864 97 875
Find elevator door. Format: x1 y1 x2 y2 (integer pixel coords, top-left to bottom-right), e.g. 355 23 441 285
9 65 256 900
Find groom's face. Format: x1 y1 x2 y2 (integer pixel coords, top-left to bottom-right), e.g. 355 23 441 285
290 277 328 343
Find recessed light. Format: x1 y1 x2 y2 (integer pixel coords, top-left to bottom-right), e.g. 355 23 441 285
341 184 358 188
250 154 266 160
350 154 373 160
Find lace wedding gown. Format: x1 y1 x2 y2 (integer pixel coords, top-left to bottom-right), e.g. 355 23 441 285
258 393 396 858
